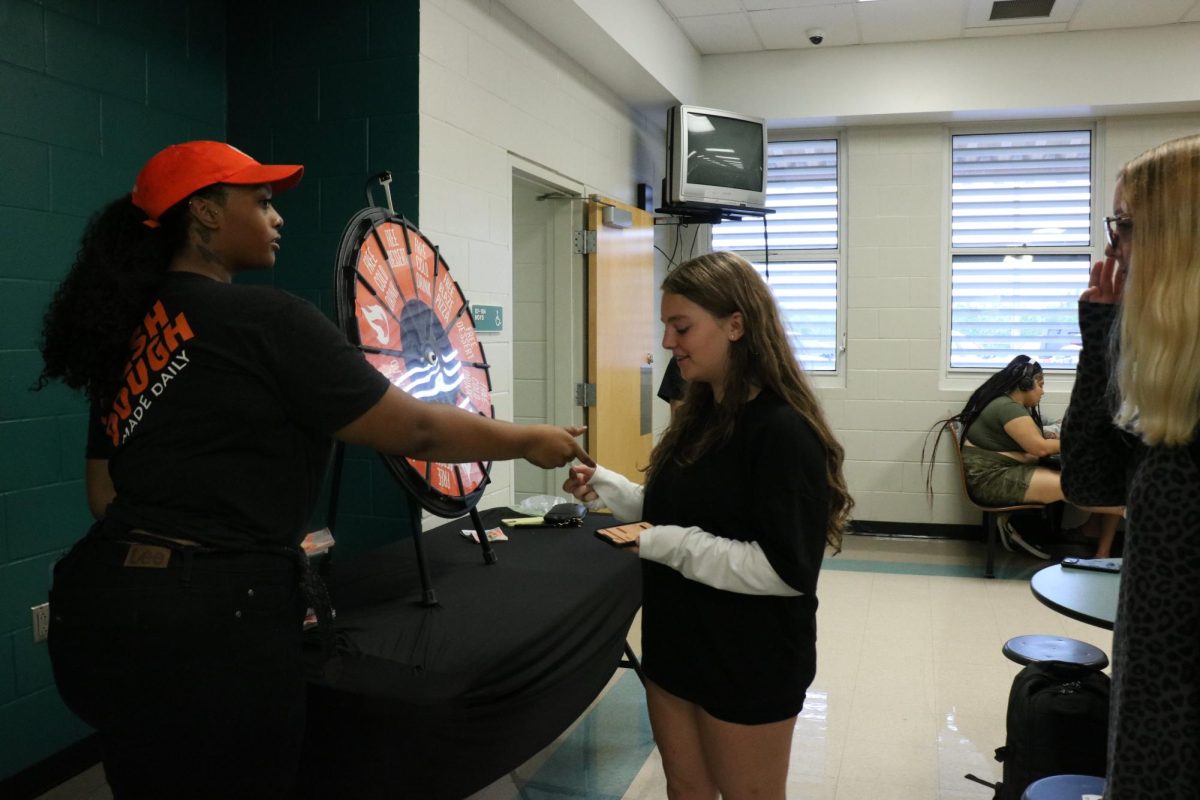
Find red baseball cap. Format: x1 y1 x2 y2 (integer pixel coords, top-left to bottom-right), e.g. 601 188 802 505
131 141 304 228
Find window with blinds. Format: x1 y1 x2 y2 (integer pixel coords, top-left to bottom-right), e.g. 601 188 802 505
713 139 840 371
949 130 1093 370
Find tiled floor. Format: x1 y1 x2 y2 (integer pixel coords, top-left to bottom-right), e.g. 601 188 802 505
37 534 1111 800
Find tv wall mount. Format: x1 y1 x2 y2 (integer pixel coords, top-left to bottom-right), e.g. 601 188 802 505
654 203 774 226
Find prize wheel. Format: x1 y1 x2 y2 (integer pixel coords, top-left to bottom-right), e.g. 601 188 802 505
334 207 494 518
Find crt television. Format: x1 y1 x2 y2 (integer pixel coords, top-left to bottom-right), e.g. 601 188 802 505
665 105 767 210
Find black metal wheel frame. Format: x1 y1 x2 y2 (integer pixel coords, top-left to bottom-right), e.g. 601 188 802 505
333 206 494 519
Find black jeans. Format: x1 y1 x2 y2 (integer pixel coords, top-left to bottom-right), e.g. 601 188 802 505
48 532 307 800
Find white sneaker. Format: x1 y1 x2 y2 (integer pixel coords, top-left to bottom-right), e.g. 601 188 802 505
999 516 1051 560
996 514 1016 552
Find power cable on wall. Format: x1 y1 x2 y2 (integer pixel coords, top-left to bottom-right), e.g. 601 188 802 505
763 214 770 282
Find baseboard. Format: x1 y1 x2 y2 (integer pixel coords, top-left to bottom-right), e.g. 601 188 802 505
849 519 982 541
0 734 101 800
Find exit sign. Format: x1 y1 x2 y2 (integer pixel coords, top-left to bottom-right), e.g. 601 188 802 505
472 304 503 333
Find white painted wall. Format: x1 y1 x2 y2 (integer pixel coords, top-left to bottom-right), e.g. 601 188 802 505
419 0 663 514
496 0 701 106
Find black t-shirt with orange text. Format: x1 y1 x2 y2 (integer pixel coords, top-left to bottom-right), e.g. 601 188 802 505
86 271 390 549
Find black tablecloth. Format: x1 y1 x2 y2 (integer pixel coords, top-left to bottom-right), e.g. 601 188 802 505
298 507 642 799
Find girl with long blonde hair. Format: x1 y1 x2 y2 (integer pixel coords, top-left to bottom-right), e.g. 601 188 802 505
1061 133 1200 799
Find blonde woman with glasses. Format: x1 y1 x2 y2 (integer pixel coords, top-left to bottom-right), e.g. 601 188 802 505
1061 134 1200 799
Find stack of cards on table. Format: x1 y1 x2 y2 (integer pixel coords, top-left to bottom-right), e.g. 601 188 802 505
595 521 651 547
461 526 508 543
301 527 335 557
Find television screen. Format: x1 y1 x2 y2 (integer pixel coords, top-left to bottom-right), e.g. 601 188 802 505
684 111 763 193
666 105 767 210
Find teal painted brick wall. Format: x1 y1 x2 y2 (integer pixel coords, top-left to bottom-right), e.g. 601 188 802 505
0 0 228 782
227 0 421 556
1 0 422 783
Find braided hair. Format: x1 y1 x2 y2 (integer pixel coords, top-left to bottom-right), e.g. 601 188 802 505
922 354 1044 501
955 355 1045 443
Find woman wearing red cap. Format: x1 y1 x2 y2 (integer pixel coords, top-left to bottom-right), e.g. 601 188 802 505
37 141 591 799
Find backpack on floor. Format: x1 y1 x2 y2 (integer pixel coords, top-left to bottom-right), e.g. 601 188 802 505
966 660 1110 800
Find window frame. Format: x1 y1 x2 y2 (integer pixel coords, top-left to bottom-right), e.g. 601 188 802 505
941 121 1101 387
713 129 848 382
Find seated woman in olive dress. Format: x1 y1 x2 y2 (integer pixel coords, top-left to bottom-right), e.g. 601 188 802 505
932 355 1120 558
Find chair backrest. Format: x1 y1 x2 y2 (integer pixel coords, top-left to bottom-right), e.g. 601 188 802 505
945 421 977 503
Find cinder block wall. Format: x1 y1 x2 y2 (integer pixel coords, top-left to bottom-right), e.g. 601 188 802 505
0 0 421 781
822 114 1200 527
226 0 422 555
0 0 228 780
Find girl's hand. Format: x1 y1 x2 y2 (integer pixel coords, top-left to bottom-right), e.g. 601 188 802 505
1080 257 1125 305
562 464 599 503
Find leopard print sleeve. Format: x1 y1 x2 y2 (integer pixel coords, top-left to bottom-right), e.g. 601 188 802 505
1061 301 1134 506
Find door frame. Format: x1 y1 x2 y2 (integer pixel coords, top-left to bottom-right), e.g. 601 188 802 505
509 156 587 496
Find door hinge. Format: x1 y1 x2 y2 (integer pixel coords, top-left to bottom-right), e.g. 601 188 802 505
573 230 596 255
575 382 597 407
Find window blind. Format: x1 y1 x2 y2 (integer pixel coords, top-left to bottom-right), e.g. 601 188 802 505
748 259 839 371
949 130 1093 370
713 139 840 371
952 131 1092 248
950 254 1091 369
713 139 838 250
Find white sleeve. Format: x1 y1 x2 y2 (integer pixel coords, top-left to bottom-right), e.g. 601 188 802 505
587 464 644 522
638 525 803 596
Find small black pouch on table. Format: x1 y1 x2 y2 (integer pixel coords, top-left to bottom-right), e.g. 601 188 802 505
543 503 587 527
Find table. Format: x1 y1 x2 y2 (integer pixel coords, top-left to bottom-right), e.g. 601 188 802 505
1030 560 1121 630
297 506 642 800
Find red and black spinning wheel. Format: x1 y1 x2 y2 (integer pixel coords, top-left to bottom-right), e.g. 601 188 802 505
334 206 494 519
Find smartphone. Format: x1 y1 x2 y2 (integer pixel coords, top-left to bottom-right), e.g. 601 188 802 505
594 522 650 548
1061 557 1121 573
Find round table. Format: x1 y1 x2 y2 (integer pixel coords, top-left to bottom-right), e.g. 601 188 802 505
1030 560 1121 630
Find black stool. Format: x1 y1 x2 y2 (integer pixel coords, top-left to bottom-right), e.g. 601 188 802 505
1002 635 1109 670
1022 773 1105 799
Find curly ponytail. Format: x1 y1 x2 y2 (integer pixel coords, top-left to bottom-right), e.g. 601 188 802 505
36 190 209 410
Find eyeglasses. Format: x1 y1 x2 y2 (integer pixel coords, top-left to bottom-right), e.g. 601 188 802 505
1103 215 1133 247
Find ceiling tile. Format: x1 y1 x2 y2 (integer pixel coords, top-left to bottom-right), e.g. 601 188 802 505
677 13 765 54
855 0 968 44
749 5 860 49
743 0 854 10
658 0 746 18
965 0 1080 27
657 0 1199 54
1068 0 1196 30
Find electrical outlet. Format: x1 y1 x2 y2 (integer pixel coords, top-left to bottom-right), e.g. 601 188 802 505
31 603 50 644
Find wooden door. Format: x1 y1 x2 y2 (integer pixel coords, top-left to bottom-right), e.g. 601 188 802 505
586 197 655 482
